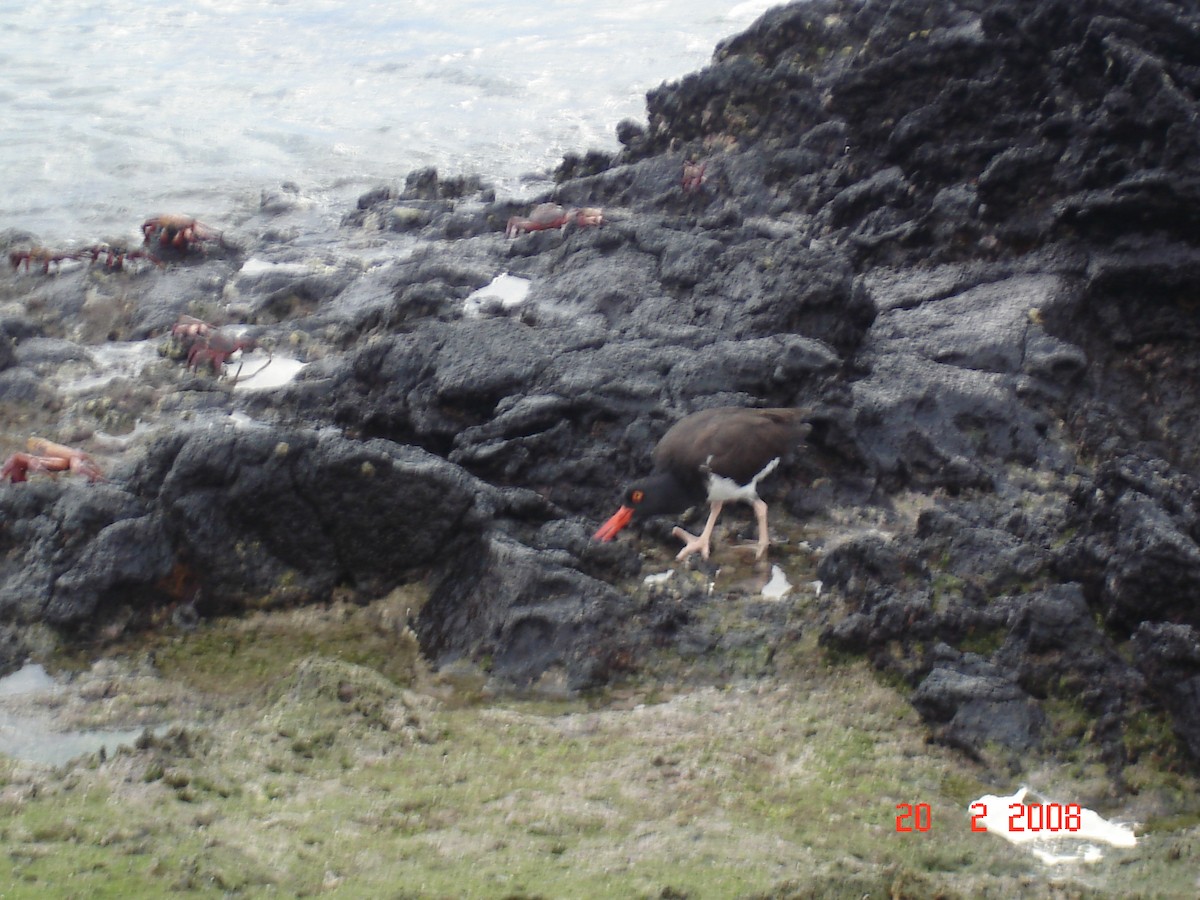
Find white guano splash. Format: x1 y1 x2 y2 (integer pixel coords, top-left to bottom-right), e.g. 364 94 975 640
970 787 1137 865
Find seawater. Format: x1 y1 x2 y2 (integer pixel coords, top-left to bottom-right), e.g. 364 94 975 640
0 664 147 766
0 0 780 245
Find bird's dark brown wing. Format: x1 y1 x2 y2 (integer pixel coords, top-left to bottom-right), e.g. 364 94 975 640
652 407 811 486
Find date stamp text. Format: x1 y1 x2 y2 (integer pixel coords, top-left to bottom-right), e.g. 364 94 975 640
895 801 1084 834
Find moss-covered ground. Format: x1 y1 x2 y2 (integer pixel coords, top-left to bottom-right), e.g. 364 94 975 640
0 535 1198 898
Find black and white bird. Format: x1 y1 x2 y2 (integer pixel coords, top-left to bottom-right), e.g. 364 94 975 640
593 407 811 561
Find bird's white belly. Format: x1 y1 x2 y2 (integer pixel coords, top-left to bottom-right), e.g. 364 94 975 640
704 456 780 503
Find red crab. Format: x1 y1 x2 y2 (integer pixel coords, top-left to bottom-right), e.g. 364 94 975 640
682 159 707 192
1 438 104 484
505 203 604 238
171 314 216 343
171 315 269 384
142 215 223 252
9 247 83 274
85 244 162 271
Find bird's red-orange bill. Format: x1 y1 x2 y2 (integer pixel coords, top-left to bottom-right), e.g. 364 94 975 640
593 506 634 542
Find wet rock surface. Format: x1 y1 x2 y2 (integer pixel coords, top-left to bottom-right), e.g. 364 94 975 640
3 0 1200 778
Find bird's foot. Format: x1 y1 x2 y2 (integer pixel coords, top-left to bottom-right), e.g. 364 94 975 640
672 526 711 561
732 540 771 563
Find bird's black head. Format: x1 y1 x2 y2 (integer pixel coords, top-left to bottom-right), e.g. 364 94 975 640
621 472 694 520
594 471 696 543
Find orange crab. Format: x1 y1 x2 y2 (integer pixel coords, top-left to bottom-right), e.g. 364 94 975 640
141 214 223 251
1 438 104 484
505 203 604 238
682 159 707 192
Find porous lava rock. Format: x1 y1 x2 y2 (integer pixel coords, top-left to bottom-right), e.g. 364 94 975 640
3 0 1200 772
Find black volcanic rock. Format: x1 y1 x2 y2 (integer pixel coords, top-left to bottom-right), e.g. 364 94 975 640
148 428 506 608
1133 623 1200 759
1 429 505 633
0 332 15 371
4 0 1200 774
0 481 166 628
418 528 628 690
1056 455 1200 632
912 649 1048 756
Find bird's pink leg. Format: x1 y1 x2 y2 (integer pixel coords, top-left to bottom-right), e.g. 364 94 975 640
752 498 771 560
673 501 723 561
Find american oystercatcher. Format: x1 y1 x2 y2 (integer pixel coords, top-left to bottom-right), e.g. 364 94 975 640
593 407 812 561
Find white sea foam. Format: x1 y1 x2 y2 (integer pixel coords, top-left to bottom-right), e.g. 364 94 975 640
230 351 307 391
761 564 792 599
0 1 781 245
463 273 532 317
59 340 161 395
237 258 311 279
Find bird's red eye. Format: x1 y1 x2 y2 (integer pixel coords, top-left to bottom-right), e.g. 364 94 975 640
631 490 644 503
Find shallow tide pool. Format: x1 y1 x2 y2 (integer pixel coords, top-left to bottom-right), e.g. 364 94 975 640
0 664 147 766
